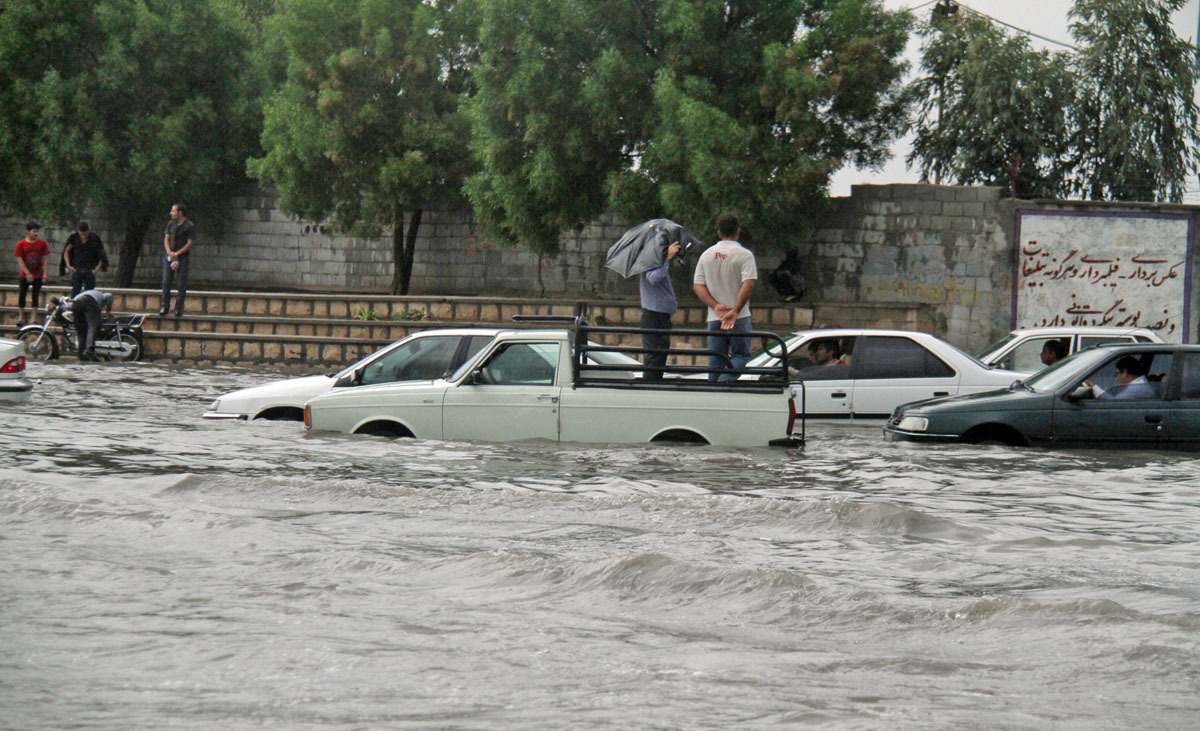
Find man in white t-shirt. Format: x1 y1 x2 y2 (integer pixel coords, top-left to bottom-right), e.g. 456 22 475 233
692 212 757 382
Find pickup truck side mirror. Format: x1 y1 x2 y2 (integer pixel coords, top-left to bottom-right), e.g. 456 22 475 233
333 367 363 388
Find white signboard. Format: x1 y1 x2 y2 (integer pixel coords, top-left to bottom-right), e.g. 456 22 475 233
1014 210 1193 342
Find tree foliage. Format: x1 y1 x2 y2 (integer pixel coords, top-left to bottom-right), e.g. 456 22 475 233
1069 0 1200 202
907 12 1074 198
466 0 912 254
0 0 262 284
250 0 473 294
463 0 640 257
908 0 1200 203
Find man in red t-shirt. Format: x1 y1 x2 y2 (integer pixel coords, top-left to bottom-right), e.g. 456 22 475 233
14 222 51 324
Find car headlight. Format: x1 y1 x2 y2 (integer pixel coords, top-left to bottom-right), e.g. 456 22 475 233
897 416 928 432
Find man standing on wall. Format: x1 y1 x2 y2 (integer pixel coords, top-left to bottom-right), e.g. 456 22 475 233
63 221 109 297
160 203 195 317
639 240 682 381
14 222 50 325
692 212 757 382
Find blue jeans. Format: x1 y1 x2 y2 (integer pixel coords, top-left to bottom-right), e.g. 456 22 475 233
707 316 752 382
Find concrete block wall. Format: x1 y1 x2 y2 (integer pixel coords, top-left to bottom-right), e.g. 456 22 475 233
799 184 1011 351
7 184 1196 353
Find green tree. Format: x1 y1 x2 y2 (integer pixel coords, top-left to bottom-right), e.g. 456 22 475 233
624 0 913 245
906 11 1075 198
1069 0 1200 202
466 0 912 255
250 0 473 294
0 0 262 285
463 0 638 258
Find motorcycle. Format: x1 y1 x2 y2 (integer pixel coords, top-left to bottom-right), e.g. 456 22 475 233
18 296 146 362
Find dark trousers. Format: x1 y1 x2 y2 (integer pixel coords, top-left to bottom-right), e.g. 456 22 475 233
160 255 190 314
70 268 95 297
640 309 673 381
72 298 101 354
17 277 43 312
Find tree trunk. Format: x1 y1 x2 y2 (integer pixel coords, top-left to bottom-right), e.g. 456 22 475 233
116 214 153 287
390 209 422 295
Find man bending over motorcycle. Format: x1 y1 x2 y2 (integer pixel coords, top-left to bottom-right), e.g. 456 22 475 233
72 289 113 361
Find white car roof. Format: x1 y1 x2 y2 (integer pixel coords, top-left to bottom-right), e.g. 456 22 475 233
785 328 945 340
1003 326 1162 338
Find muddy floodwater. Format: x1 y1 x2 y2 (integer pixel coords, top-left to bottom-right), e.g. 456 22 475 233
2 361 1198 729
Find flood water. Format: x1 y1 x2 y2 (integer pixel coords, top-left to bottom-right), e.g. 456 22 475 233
2 360 1198 729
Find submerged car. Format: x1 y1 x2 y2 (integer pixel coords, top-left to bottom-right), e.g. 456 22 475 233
884 343 1200 450
205 329 502 420
976 326 1164 373
0 336 34 404
740 328 1028 420
204 327 642 421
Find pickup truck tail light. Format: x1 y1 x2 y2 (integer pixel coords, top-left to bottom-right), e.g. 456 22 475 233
786 395 797 435
1 356 25 373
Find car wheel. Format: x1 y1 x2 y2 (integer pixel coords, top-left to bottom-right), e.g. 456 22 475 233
964 425 1026 447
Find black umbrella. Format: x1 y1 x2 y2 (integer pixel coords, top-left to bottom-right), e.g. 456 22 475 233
603 219 704 279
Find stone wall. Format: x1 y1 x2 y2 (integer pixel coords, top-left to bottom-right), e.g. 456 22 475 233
799 185 1011 349
4 183 1197 352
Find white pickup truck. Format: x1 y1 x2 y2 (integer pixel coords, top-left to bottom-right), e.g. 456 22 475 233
304 317 803 448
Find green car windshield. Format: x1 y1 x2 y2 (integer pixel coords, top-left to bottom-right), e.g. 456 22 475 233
1020 347 1111 392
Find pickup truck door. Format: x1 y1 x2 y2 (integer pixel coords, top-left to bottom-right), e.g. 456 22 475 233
442 341 562 442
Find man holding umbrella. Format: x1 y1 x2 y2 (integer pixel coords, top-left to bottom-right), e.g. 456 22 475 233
639 240 682 381
605 219 703 381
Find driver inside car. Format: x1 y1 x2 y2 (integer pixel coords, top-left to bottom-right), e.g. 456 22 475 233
1084 355 1158 400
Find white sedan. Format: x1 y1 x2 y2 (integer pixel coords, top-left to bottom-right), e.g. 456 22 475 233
975 326 1164 372
744 328 1029 420
204 328 642 421
0 336 34 404
205 329 502 420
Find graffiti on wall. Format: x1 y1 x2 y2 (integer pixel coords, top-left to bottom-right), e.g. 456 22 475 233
1013 210 1193 342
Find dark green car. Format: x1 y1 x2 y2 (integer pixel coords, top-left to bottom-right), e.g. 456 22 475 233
884 343 1200 449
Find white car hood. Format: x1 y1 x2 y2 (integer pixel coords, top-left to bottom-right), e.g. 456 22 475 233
213 374 335 415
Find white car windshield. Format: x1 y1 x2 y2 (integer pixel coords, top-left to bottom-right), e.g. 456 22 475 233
975 333 1018 363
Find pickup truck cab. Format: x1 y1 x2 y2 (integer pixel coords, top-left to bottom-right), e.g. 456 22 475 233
305 321 802 448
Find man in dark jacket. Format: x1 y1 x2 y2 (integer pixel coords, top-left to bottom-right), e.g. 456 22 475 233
63 221 109 297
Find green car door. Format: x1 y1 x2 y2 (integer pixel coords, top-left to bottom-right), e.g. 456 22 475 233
1052 351 1173 449
1163 351 1200 449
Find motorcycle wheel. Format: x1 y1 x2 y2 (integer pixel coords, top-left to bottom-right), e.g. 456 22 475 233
115 332 144 362
18 327 59 361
